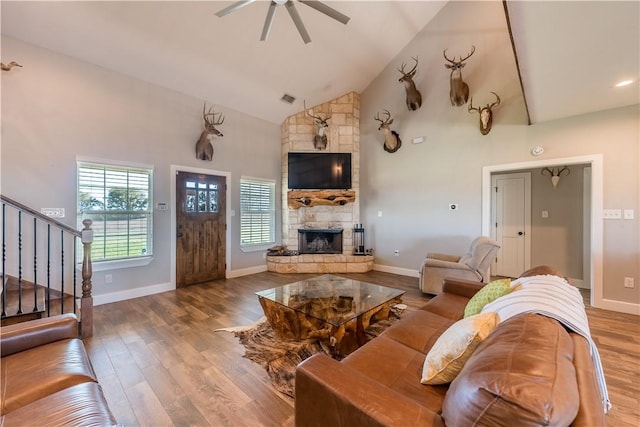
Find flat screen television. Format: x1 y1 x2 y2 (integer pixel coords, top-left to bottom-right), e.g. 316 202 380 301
288 152 352 190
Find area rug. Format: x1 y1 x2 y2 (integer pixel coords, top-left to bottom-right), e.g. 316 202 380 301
216 306 405 397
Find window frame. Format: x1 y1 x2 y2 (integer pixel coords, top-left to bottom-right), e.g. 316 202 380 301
77 158 154 266
240 176 276 251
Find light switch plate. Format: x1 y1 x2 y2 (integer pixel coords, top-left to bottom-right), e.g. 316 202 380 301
603 209 622 219
41 208 65 218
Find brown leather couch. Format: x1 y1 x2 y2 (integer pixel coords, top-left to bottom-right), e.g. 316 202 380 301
0 313 116 426
295 277 606 427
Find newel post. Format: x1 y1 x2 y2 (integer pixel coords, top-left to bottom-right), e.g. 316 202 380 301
80 219 93 338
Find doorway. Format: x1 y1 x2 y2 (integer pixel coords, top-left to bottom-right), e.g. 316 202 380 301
482 154 603 309
176 171 226 287
491 172 531 277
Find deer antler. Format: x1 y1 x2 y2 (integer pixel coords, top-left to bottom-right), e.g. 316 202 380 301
489 92 501 109
398 57 418 77
443 46 475 65
304 100 328 123
374 110 392 125
203 103 224 127
468 98 480 113
541 166 571 177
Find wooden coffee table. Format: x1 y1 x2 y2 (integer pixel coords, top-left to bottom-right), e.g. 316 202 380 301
256 274 404 356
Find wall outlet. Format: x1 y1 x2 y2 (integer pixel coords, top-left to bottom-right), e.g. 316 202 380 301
623 209 634 220
105 274 113 284
542 210 549 218
262 252 267 259
393 250 400 256
624 277 634 288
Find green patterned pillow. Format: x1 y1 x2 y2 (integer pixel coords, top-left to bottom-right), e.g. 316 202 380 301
464 279 512 318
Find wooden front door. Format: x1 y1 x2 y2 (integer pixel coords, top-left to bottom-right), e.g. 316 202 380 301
176 171 226 287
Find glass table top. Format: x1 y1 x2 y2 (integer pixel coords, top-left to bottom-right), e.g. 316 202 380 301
256 274 404 326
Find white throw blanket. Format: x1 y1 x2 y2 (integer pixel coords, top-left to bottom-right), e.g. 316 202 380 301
481 274 611 413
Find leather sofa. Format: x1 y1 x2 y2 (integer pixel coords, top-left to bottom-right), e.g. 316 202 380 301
295 277 606 427
0 313 116 426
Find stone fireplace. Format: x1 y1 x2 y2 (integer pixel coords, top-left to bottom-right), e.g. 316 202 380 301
266 91 373 274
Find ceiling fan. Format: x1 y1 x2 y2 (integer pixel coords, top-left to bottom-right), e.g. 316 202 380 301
215 0 350 44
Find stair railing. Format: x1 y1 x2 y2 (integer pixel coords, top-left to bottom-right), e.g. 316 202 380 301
1 195 94 338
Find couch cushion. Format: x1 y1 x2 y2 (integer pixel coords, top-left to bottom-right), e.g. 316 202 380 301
463 278 511 318
343 335 448 413
0 382 116 427
421 312 498 385
419 292 469 320
381 309 454 353
442 313 580 427
0 338 98 414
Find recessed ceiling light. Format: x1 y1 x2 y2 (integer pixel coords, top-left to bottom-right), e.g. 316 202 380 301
615 80 634 88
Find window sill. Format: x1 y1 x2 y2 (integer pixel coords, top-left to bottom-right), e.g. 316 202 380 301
241 244 274 253
81 256 153 272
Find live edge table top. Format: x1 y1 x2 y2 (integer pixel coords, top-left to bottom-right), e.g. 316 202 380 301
256 274 405 355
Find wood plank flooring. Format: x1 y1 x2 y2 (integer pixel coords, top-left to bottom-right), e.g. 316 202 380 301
84 271 640 426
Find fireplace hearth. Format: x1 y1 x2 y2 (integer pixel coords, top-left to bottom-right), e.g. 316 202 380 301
298 229 343 254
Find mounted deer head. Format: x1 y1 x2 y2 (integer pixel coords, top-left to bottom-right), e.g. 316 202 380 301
398 57 422 111
443 46 475 106
304 101 329 150
542 166 570 188
1 61 22 71
374 110 402 153
468 92 501 135
195 102 224 161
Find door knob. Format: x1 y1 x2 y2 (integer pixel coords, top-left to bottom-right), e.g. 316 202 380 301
518 231 524 236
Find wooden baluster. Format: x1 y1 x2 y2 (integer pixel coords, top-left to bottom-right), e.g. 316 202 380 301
80 219 93 338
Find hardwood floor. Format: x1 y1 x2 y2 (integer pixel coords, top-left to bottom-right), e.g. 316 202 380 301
84 271 640 426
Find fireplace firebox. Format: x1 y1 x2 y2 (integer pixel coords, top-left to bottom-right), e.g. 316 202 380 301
298 229 343 254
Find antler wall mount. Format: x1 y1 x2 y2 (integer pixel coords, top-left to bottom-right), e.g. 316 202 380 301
398 57 422 111
1 61 22 71
195 102 225 161
374 110 402 153
468 92 501 135
443 46 475 107
304 101 330 150
542 166 570 188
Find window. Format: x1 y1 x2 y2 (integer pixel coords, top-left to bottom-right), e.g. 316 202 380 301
77 161 153 262
240 177 275 248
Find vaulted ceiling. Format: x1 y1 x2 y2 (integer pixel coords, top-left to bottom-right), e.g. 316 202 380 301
2 1 638 125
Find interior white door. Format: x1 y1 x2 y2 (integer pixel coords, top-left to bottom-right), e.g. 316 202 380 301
491 172 531 277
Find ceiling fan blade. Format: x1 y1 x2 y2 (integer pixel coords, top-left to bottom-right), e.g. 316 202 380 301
260 2 278 41
299 1 350 25
285 1 311 44
215 0 258 18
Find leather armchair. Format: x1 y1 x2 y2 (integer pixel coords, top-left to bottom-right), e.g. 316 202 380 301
419 236 500 294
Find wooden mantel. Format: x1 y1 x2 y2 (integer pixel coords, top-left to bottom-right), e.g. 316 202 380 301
287 190 356 209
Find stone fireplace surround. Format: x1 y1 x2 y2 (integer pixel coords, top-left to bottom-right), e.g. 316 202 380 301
267 92 373 274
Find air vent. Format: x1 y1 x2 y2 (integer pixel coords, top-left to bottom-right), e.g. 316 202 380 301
281 94 296 104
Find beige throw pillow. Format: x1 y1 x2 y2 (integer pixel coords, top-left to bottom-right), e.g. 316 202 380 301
421 312 499 385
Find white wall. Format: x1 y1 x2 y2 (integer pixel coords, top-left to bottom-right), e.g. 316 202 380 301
1 37 282 299
360 1 639 307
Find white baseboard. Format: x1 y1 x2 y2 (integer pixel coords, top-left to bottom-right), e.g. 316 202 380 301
93 282 174 306
373 264 420 278
227 264 268 279
594 298 640 316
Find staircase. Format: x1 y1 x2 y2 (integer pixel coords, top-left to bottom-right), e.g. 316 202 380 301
1 195 94 337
